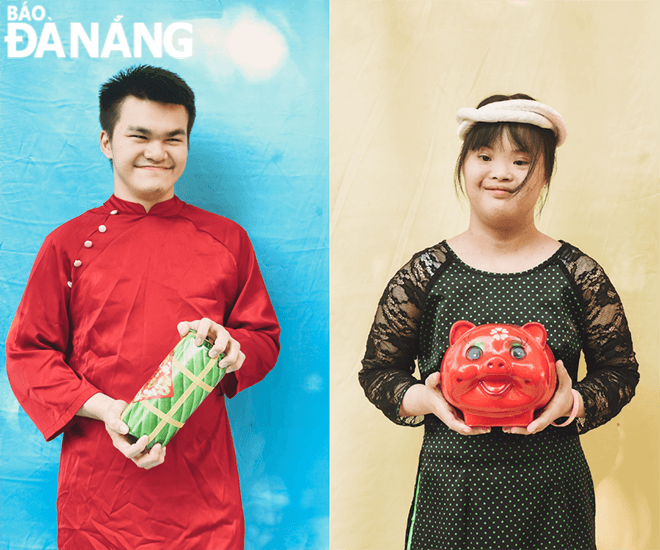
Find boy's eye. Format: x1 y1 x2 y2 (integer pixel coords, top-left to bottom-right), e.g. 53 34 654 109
466 346 482 360
510 346 526 360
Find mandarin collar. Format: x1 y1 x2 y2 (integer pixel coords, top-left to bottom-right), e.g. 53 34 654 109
98 195 185 217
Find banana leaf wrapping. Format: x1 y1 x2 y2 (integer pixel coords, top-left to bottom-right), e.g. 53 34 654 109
120 330 226 448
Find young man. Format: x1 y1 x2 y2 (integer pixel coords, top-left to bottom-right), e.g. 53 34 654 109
6 65 280 549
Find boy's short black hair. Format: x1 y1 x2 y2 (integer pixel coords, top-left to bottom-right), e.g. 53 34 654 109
99 65 196 141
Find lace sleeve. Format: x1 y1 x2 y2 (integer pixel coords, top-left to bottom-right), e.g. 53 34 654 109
358 244 449 426
559 245 640 434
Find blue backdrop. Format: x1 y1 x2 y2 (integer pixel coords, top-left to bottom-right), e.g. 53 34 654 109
0 2 328 549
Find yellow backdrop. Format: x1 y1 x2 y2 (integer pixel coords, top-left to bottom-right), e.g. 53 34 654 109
330 2 659 549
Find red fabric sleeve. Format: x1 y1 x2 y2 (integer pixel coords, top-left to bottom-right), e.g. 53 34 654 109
220 228 280 398
6 232 100 441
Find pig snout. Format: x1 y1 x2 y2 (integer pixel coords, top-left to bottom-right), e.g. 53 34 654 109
483 356 511 375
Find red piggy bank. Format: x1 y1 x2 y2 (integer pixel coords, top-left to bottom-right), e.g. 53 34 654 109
440 321 557 427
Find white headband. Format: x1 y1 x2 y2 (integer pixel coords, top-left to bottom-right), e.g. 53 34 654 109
456 99 567 147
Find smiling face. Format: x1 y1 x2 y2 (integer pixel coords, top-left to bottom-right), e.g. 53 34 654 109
461 132 547 228
100 96 189 210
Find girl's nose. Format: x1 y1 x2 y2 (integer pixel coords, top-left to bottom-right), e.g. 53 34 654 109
490 160 513 181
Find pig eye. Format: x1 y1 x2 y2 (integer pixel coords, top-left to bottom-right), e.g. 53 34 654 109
466 346 482 360
510 346 526 360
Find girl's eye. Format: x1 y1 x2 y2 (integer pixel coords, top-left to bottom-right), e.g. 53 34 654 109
513 159 529 166
466 346 482 360
478 154 491 162
510 346 526 360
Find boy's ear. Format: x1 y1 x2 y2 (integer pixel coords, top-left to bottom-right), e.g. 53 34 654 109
100 130 113 160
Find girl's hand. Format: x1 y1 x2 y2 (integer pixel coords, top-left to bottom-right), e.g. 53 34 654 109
400 372 491 436
503 360 582 435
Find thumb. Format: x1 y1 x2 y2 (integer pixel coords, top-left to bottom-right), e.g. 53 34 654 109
177 321 191 337
425 371 441 388
105 414 129 435
106 401 130 435
555 359 572 387
114 419 129 435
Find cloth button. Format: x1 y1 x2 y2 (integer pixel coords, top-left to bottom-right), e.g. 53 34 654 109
110 210 118 215
84 240 93 248
67 281 73 288
99 225 107 233
74 260 82 267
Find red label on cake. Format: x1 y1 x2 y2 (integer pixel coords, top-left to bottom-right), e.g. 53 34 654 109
134 354 175 401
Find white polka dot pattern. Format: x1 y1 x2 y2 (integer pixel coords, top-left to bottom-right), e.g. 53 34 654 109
405 250 596 550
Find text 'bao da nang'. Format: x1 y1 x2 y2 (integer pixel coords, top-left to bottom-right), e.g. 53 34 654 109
4 5 192 59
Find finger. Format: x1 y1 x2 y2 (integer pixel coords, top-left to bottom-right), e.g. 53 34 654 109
434 399 490 436
143 444 166 469
124 435 149 458
446 409 491 436
535 362 574 430
108 416 130 436
122 435 150 459
177 320 195 337
194 318 214 345
528 398 569 433
216 334 238 364
424 371 442 391
512 360 571 434
555 360 572 388
454 422 491 436
526 414 553 434
423 373 487 435
105 400 130 435
218 338 239 371
444 415 490 436
109 431 149 458
133 444 166 470
225 350 245 374
209 328 230 359
504 425 532 435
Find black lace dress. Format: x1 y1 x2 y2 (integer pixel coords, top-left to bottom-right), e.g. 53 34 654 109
359 241 639 550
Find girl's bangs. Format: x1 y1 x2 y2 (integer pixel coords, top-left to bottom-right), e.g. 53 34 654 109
466 122 542 158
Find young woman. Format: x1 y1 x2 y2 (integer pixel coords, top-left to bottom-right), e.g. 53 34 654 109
358 94 640 550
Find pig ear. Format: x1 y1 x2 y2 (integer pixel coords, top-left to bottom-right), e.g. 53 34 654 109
521 322 547 347
449 320 476 344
